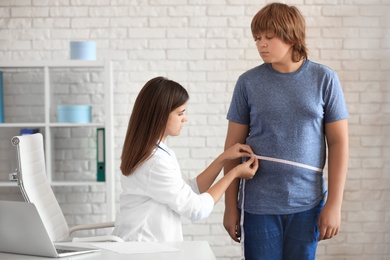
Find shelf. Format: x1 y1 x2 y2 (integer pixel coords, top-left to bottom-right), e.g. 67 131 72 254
0 123 105 128
0 123 46 128
49 181 107 186
0 181 106 187
0 182 17 187
49 123 105 127
0 60 105 68
0 60 115 220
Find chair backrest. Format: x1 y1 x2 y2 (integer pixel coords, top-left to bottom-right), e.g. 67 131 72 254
12 133 69 242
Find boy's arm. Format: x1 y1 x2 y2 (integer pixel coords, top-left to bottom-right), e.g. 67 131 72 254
318 119 349 241
223 121 249 242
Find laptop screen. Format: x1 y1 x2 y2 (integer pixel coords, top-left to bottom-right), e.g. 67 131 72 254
0 200 98 258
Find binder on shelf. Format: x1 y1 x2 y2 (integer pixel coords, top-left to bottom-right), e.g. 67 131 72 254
20 128 40 135
96 128 105 182
0 71 3 123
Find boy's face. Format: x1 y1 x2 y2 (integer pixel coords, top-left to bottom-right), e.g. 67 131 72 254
253 31 293 66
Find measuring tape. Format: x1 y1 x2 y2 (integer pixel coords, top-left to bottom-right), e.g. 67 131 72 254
240 155 323 259
252 154 323 173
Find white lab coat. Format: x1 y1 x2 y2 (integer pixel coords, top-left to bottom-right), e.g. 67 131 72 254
112 142 214 242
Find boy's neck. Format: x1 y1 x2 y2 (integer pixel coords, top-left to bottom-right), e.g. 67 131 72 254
271 59 304 73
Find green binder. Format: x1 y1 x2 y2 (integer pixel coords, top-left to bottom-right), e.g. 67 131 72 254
0 71 3 123
96 128 105 182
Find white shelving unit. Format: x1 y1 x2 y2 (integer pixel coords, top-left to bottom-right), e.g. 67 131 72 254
0 60 115 220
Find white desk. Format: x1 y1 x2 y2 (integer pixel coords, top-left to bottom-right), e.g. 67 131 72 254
0 241 216 260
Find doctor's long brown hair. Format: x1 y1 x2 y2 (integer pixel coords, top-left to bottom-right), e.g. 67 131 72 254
120 76 189 176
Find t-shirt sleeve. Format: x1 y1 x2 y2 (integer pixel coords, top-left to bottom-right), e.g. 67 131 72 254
146 159 214 221
323 71 349 123
227 76 250 125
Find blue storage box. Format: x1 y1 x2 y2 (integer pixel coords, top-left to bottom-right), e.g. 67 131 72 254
57 105 92 123
70 41 96 60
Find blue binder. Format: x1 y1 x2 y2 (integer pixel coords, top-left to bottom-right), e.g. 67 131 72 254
20 128 40 135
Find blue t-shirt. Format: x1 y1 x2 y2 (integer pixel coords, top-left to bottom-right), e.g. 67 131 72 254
227 60 349 215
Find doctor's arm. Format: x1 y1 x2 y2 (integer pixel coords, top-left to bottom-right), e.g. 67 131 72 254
196 143 254 194
318 119 349 241
204 156 257 205
147 156 256 221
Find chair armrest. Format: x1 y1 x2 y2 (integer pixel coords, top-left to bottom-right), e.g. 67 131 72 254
72 235 124 243
69 221 115 234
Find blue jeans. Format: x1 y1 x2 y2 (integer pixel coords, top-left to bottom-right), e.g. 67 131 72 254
243 200 324 260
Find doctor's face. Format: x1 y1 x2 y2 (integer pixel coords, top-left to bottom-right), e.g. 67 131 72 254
164 103 188 138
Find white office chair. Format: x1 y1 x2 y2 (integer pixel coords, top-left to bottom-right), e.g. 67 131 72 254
9 133 123 243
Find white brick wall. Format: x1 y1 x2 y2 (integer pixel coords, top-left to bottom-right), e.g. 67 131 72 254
0 0 389 259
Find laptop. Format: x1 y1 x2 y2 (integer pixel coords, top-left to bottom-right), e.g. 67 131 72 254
0 200 100 258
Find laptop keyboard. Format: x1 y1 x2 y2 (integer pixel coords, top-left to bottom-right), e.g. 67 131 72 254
56 248 78 254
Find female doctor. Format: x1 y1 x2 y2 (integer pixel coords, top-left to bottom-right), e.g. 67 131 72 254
112 76 258 242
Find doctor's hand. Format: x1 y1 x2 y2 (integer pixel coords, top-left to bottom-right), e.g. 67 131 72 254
231 155 258 179
221 143 254 163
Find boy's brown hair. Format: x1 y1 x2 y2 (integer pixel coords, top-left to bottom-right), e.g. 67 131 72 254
251 2 308 62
